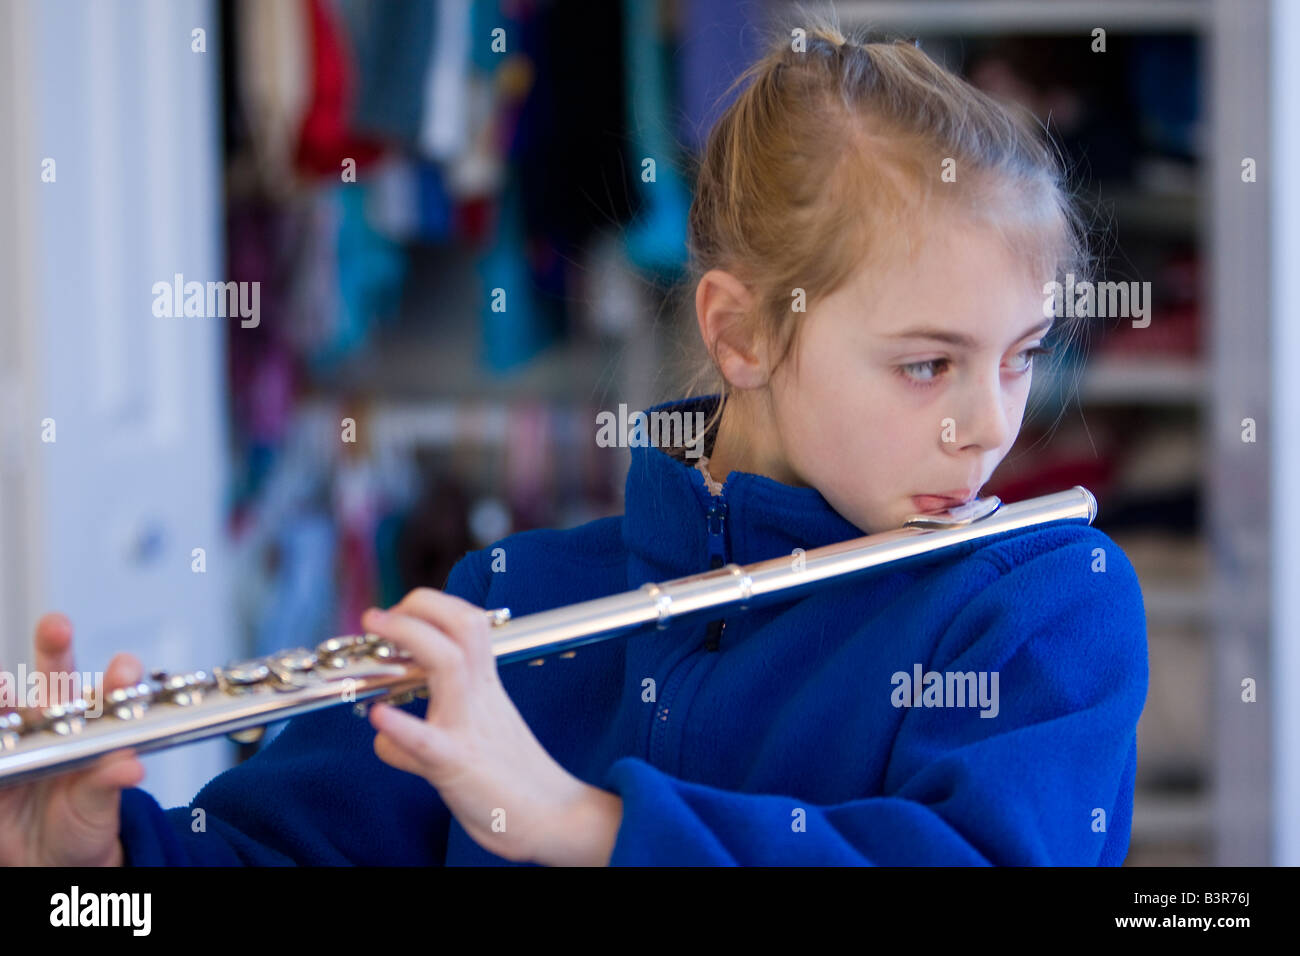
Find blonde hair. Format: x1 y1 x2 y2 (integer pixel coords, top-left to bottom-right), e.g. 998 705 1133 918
674 5 1091 446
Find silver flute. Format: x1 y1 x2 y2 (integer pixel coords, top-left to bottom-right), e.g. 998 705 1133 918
0 486 1096 787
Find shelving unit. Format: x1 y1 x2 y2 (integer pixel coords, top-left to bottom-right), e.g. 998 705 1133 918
830 0 1271 865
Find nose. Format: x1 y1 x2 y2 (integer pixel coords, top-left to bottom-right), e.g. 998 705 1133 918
947 365 1015 454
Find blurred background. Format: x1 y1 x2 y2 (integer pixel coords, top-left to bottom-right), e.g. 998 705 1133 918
0 0 1295 866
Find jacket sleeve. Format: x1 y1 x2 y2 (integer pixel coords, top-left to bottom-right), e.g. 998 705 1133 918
118 549 492 865
599 534 1149 865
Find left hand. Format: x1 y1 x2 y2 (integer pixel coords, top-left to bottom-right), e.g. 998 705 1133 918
361 588 596 865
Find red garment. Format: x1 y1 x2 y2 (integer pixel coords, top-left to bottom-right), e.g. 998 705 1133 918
295 0 387 179
454 196 496 245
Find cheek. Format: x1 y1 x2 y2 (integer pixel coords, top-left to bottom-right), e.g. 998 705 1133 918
1005 378 1031 426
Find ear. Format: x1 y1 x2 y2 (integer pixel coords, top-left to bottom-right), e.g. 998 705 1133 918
695 269 769 389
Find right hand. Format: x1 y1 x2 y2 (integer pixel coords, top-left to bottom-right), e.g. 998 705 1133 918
0 613 146 866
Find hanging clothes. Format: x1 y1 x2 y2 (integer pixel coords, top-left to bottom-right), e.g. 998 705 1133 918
504 401 554 531
396 472 477 592
286 188 344 363
476 173 558 371
417 159 455 241
255 511 339 660
417 0 474 162
338 0 437 148
441 0 513 202
620 0 689 280
298 183 408 372
365 154 421 242
334 451 381 633
294 0 387 180
234 0 311 197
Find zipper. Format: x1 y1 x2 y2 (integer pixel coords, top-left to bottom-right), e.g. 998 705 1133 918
706 496 728 569
702 494 728 651
645 483 730 766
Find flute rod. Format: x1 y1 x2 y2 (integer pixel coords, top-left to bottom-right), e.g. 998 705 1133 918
487 485 1095 665
0 486 1095 787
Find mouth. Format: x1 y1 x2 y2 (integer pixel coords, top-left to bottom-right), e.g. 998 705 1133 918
911 490 977 515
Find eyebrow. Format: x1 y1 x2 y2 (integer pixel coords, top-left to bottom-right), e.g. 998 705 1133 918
881 318 1054 349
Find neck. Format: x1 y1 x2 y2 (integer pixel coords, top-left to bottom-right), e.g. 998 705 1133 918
706 391 807 488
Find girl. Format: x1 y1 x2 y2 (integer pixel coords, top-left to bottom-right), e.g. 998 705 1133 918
3 14 1146 866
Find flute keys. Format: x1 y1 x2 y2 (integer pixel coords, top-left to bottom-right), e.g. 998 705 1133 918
361 633 410 661
370 638 412 662
227 726 266 745
316 634 366 667
162 671 214 707
314 633 409 667
106 682 153 721
222 660 270 686
317 635 364 655
215 661 271 695
43 700 89 736
272 649 316 671
266 649 318 691
0 712 22 751
384 680 431 709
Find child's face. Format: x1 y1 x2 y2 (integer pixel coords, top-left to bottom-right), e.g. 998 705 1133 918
768 220 1052 534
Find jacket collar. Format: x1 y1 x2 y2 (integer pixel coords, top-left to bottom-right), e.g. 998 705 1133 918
620 394 867 587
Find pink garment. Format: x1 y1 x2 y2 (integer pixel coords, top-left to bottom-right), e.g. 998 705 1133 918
334 456 380 631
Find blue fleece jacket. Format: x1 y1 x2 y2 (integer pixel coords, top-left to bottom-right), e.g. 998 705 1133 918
118 394 1148 865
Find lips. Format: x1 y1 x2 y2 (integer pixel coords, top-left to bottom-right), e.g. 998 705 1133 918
912 490 976 514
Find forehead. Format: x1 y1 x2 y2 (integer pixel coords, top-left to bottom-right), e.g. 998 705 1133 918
833 224 1051 343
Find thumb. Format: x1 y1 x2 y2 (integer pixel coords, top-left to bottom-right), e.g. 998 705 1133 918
370 703 452 777
68 652 147 817
66 749 146 832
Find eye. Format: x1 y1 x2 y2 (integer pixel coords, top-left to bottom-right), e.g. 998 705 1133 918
1011 344 1054 373
896 343 1054 390
897 358 950 387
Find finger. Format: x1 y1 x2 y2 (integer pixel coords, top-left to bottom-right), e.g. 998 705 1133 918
84 652 145 717
102 652 143 694
370 702 452 777
363 609 467 718
371 723 425 778
390 588 492 668
85 749 146 792
69 750 145 822
34 613 76 698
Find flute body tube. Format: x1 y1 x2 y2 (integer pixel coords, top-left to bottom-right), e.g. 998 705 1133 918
0 486 1096 787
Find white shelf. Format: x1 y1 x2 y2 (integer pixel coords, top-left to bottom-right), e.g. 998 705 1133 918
1143 584 1211 625
1032 356 1206 405
1085 356 1205 403
1131 791 1211 842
